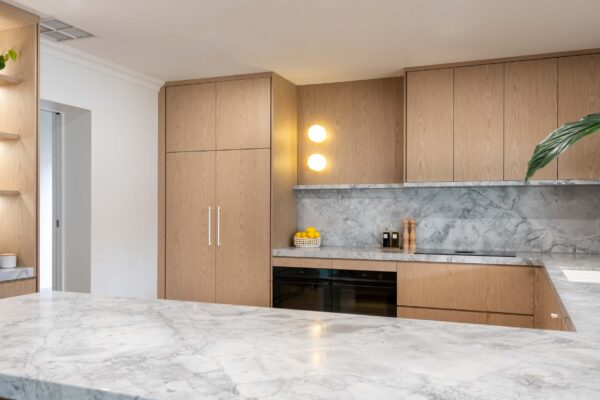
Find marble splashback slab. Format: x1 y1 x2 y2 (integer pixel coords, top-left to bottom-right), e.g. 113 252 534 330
296 185 600 253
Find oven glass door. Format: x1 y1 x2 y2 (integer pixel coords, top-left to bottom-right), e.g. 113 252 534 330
332 282 396 317
273 279 332 312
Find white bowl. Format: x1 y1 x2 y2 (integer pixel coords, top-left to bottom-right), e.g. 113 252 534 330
0 254 17 269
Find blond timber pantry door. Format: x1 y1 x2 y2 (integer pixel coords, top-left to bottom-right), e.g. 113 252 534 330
215 149 271 307
166 151 216 302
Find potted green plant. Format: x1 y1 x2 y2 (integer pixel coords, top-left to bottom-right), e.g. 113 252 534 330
0 49 17 71
525 113 600 181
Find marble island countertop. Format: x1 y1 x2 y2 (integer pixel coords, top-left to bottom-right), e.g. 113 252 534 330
1 291 600 400
273 247 600 335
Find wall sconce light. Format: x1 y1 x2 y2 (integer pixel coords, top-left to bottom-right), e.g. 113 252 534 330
307 154 327 172
308 124 327 143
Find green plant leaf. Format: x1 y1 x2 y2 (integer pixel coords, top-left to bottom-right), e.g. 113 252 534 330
7 49 16 61
525 113 600 181
0 57 5 71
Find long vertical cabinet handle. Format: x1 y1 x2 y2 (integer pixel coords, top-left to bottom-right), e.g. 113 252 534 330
208 206 212 246
217 206 222 247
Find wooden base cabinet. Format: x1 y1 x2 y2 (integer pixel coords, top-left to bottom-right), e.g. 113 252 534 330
0 278 36 299
398 307 533 328
397 262 535 329
534 268 567 331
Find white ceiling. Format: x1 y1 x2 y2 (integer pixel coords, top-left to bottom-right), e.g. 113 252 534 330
9 0 600 85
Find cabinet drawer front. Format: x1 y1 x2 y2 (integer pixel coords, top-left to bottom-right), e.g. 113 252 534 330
398 306 533 329
397 262 534 314
0 278 36 299
331 259 396 272
272 257 331 269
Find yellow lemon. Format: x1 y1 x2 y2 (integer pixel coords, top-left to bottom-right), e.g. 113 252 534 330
294 232 302 238
314 232 321 238
300 232 308 238
307 232 316 239
306 227 316 233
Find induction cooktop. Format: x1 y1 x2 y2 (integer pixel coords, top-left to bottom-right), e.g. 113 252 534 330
414 249 517 257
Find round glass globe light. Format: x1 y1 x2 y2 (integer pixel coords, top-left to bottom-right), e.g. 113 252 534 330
308 124 327 143
307 154 327 172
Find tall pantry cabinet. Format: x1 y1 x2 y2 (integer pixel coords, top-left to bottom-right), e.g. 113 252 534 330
158 73 297 307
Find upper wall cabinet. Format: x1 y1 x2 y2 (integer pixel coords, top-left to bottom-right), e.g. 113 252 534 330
454 64 504 181
166 83 216 152
216 77 271 150
406 69 454 182
406 50 600 182
504 59 558 180
298 78 403 185
558 54 600 179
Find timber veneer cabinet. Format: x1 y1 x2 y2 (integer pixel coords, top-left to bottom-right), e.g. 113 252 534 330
405 48 600 182
0 1 39 299
158 73 297 307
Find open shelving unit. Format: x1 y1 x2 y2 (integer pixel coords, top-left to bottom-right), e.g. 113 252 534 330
0 73 20 86
0 131 20 140
0 1 39 298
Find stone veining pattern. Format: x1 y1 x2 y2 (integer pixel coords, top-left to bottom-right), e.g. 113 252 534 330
0 267 34 282
296 185 600 253
1 290 600 400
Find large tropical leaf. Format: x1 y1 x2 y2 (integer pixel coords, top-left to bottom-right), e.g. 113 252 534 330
525 113 600 181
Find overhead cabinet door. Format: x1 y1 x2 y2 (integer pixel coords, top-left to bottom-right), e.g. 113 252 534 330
558 54 600 179
216 77 271 150
166 151 216 302
453 64 504 181
166 83 216 152
406 68 454 182
504 58 558 180
215 149 271 307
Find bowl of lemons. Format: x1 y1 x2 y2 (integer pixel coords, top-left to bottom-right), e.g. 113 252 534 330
293 227 321 248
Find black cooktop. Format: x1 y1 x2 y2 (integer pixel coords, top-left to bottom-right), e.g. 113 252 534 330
414 249 517 257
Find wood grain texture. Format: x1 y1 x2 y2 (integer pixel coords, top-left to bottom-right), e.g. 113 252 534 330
216 149 271 307
0 1 39 25
164 72 273 87
534 268 563 331
0 278 36 299
271 74 297 248
0 24 38 273
403 48 600 73
166 83 216 152
558 54 600 179
166 152 216 302
453 64 504 181
406 69 454 182
331 259 397 272
216 77 271 150
504 58 558 180
298 78 403 184
157 86 166 299
271 257 332 269
397 306 533 328
397 262 534 314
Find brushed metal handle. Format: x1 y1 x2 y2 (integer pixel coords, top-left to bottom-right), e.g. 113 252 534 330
217 206 222 247
208 206 212 246
550 313 559 319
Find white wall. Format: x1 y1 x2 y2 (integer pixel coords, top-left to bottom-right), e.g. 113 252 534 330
40 40 163 299
39 110 54 290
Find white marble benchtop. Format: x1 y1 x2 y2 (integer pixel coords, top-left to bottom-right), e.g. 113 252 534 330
0 267 35 283
1 291 600 400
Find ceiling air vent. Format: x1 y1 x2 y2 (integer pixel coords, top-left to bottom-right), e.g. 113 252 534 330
40 18 94 42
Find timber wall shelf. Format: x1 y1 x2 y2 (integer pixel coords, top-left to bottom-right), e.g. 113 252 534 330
0 190 20 196
0 74 20 86
0 132 20 140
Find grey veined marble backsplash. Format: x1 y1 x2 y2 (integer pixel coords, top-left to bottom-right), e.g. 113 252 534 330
296 185 600 253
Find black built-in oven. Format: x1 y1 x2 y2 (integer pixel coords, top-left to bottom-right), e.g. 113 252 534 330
273 266 396 317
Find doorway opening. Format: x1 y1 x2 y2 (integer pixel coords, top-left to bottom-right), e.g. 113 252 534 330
39 100 92 293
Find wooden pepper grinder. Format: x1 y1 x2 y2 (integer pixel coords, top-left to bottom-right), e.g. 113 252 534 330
409 218 417 251
402 219 410 251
